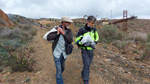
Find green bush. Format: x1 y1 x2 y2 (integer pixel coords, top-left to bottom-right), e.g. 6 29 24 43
98 25 125 43
0 52 10 66
10 48 36 72
0 40 23 67
0 26 37 72
0 43 36 72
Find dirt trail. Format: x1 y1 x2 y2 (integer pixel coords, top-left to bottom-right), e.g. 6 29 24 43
5 26 105 84
5 26 150 84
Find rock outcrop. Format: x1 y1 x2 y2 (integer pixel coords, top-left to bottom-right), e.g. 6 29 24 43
0 9 13 27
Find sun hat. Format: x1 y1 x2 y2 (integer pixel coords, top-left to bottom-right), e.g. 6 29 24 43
61 16 73 23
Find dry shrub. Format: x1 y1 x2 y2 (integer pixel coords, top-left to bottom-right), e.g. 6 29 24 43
112 40 129 49
134 32 147 43
0 25 37 72
0 43 36 72
0 26 36 41
0 27 14 38
22 25 31 31
98 25 126 43
10 47 36 72
142 43 150 60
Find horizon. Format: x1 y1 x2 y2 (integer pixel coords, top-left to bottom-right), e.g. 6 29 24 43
5 12 150 20
1 0 150 20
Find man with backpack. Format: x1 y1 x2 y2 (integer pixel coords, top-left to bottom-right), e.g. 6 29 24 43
75 15 99 84
47 16 73 84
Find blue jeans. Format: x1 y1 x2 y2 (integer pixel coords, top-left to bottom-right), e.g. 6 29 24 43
81 49 93 81
54 53 66 84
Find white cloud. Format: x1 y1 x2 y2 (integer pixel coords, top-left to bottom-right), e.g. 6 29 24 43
0 0 150 19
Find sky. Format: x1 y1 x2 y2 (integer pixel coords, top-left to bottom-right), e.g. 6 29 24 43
0 0 150 20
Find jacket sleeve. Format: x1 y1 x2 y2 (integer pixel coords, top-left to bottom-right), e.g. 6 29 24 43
64 29 73 44
47 32 58 41
93 28 99 43
75 28 83 45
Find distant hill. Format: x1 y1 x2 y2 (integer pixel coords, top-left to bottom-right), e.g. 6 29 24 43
7 14 37 25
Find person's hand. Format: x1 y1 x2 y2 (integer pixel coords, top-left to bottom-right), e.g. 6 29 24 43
91 42 96 46
57 30 60 35
90 42 96 48
57 27 65 35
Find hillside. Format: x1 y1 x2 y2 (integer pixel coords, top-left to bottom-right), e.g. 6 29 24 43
0 9 13 27
7 14 37 25
0 9 37 27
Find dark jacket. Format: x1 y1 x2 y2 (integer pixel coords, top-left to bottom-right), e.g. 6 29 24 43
75 24 99 50
76 24 97 37
47 25 73 52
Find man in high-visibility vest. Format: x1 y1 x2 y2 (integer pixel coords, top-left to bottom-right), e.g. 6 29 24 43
75 15 99 84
